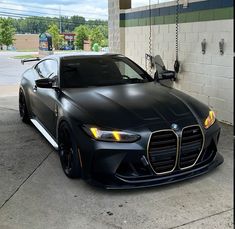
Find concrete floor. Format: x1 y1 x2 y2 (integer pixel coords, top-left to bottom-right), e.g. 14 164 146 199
0 96 233 229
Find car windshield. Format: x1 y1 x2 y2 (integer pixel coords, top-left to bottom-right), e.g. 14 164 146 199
60 56 153 88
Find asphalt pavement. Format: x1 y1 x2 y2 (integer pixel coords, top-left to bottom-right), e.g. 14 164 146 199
0 51 233 229
0 51 36 86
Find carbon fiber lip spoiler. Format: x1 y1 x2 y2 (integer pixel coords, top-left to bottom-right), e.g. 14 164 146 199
21 57 41 65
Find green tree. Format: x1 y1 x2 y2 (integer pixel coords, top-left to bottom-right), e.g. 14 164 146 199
95 25 108 47
100 38 108 47
97 25 108 39
0 21 2 48
1 16 108 35
47 24 63 50
74 25 89 50
90 26 105 47
71 16 85 28
0 18 16 49
92 43 100 52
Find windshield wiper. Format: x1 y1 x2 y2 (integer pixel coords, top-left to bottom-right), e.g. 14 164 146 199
126 78 145 84
95 81 126 87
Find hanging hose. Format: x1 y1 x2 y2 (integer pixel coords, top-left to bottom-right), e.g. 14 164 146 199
149 0 152 54
174 0 180 73
145 0 154 76
146 0 180 75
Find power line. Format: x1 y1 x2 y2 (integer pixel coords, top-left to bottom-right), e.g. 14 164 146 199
0 1 108 17
0 7 106 20
0 7 66 17
0 12 107 26
59 6 62 33
0 11 60 19
0 12 58 20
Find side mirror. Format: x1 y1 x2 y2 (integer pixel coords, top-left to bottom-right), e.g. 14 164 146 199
153 55 177 82
35 78 53 88
154 70 176 82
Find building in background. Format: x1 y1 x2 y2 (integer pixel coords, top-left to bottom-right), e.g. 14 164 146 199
14 34 39 51
108 0 234 124
14 33 77 51
83 40 91 51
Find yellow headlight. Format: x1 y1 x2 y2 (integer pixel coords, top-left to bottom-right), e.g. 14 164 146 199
204 111 216 129
84 126 140 142
112 131 121 141
90 128 100 139
90 128 121 141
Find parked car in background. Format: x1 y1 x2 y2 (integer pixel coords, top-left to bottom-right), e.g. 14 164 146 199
59 45 74 50
101 47 109 52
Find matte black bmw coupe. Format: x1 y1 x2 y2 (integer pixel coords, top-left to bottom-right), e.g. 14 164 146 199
19 53 223 189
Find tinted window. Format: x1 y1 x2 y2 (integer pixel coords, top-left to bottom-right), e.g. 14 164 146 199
36 60 57 79
60 56 152 88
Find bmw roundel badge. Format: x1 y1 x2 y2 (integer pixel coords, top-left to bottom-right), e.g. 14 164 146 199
171 123 179 131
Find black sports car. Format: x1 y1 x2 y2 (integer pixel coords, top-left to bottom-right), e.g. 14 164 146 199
19 53 223 189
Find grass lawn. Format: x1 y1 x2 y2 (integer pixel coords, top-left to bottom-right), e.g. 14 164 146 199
11 50 94 59
16 49 39 52
12 54 39 59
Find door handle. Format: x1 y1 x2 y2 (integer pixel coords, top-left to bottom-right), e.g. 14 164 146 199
33 85 37 92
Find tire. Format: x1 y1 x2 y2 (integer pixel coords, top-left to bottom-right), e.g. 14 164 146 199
58 122 82 179
19 89 30 123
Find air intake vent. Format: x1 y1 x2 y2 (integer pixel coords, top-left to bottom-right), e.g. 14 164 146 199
180 126 204 169
148 131 178 174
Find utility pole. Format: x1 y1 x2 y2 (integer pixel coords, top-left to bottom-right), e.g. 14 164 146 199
59 6 62 33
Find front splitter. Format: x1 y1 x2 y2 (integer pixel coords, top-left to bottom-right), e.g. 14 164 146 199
86 153 224 190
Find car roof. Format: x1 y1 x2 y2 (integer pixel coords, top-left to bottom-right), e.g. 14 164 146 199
43 52 123 61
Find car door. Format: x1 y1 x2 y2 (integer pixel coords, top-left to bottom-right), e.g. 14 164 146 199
31 59 59 137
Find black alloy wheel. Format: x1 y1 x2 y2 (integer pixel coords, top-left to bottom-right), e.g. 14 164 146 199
59 122 82 179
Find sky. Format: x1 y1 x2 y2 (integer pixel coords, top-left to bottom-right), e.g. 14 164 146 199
0 0 108 20
0 0 173 20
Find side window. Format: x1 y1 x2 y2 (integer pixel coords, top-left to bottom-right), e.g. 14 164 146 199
35 60 58 79
114 60 142 79
46 60 58 80
35 61 46 78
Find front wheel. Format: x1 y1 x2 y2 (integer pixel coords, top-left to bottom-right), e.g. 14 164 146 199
58 122 82 179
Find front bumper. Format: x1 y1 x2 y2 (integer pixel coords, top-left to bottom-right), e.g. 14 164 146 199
87 152 223 189
77 121 223 189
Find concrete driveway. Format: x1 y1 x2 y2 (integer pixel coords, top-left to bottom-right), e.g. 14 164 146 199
0 52 233 229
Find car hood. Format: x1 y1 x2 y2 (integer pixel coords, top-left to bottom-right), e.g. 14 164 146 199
62 82 208 130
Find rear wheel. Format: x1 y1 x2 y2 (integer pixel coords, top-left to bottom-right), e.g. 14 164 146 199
19 90 30 123
58 122 82 179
